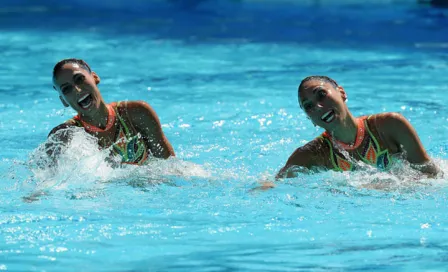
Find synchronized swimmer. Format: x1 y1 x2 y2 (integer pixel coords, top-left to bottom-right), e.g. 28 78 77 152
48 58 175 165
276 76 441 178
46 59 441 182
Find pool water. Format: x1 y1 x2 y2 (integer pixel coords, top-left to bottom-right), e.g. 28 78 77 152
1 0 448 270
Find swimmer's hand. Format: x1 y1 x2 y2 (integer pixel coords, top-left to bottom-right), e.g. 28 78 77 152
258 181 276 190
411 160 443 179
249 181 276 193
22 191 48 203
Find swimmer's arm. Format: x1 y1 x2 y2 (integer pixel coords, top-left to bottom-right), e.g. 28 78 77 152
276 147 316 179
45 124 74 163
126 101 175 159
252 148 316 191
384 113 441 177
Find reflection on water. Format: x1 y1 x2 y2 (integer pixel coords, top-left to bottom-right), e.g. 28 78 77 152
1 0 448 270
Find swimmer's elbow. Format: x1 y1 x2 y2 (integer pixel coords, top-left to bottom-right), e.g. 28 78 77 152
276 164 311 179
275 168 287 179
412 160 443 179
275 163 294 179
277 146 317 179
45 126 74 167
48 124 69 138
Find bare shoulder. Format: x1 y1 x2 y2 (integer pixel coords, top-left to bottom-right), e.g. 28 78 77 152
118 100 164 133
48 119 78 138
286 137 327 168
368 112 409 128
117 101 174 158
118 101 158 118
367 112 419 149
120 100 150 109
276 137 327 178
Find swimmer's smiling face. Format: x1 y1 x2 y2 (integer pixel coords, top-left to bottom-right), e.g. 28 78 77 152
53 63 103 113
299 79 348 129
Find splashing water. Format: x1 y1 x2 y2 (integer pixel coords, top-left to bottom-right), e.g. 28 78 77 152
2 1 448 270
25 127 213 196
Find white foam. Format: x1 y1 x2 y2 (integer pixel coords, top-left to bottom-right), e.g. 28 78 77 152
27 127 213 192
329 158 447 192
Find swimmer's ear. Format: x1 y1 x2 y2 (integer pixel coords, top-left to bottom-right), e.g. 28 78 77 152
337 86 347 102
92 71 100 85
59 96 69 107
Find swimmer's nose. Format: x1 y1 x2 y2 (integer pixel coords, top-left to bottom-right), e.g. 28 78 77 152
74 85 82 93
307 103 323 114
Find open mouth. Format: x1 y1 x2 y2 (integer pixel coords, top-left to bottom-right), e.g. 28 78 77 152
78 94 93 109
321 109 335 123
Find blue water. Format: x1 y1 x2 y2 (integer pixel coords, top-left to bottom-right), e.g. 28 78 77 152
1 0 448 271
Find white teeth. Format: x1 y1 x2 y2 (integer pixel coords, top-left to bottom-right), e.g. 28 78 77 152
321 110 336 123
321 110 333 120
81 100 92 109
78 94 89 103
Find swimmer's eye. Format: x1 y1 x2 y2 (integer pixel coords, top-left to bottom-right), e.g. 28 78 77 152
303 103 313 112
61 86 72 95
74 75 85 85
317 89 327 100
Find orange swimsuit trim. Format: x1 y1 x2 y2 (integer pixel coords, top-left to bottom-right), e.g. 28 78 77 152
320 116 392 171
71 102 148 165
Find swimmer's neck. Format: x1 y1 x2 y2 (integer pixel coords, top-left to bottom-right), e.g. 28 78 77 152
78 102 109 129
328 113 358 145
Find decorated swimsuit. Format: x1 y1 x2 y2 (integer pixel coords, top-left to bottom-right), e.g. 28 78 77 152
72 102 148 165
320 116 393 171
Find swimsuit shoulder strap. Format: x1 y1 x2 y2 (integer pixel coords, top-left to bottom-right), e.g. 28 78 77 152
364 115 381 151
113 101 133 136
356 115 393 170
319 134 344 172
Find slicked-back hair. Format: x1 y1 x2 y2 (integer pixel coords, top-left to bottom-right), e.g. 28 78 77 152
53 58 92 79
298 76 338 95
